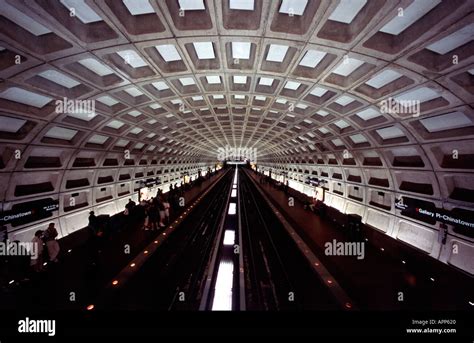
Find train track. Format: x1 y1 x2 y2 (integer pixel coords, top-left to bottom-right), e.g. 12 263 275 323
239 168 339 310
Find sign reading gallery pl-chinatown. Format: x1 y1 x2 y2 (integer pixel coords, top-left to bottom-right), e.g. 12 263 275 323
0 200 59 225
395 196 474 229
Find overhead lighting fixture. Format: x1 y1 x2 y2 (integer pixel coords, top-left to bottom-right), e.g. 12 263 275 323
328 0 367 24
122 0 155 16
259 77 274 86
379 0 441 35
152 81 169 91
279 0 308 16
234 95 245 100
178 0 205 10
365 69 403 89
426 24 474 55
332 58 364 76
88 134 108 144
44 126 78 141
106 120 125 129
206 75 221 84
213 94 224 99
117 50 148 68
60 0 102 23
0 87 52 108
39 70 80 89
310 87 327 97
334 95 355 106
334 120 349 129
179 77 195 86
193 42 215 59
376 126 405 140
299 50 326 68
232 42 251 59
97 96 118 106
284 81 301 90
78 58 113 76
124 87 143 97
128 110 141 117
266 44 289 62
229 0 254 11
255 95 266 101
233 75 247 84
0 1 51 35
155 44 182 62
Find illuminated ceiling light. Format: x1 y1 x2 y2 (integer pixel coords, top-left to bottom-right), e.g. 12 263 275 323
86 304 95 310
123 0 155 15
266 44 289 62
206 75 221 84
152 81 169 91
420 112 472 133
124 87 143 97
179 77 195 86
299 49 326 68
60 0 102 23
78 58 113 76
259 77 274 86
229 0 254 11
279 0 308 16
88 134 108 144
376 126 405 140
96 96 119 107
116 50 147 68
328 0 367 24
334 95 355 106
0 87 52 108
233 75 247 84
0 1 51 35
112 280 119 286
334 120 349 129
365 69 403 89
427 23 474 55
178 0 205 10
284 81 301 90
155 44 182 62
332 58 364 76
380 0 441 35
232 42 251 59
193 42 215 59
44 127 78 140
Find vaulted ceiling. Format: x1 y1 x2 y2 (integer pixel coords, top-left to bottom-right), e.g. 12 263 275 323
0 0 473 162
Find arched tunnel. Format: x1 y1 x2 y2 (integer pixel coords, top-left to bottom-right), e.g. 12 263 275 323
0 0 473 338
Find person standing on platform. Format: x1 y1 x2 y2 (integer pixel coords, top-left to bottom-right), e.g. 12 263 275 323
30 230 44 272
43 223 60 263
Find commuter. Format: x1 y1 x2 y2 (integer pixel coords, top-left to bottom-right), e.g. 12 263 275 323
148 202 159 231
30 230 44 272
43 223 60 263
88 211 97 232
157 196 166 228
163 195 170 224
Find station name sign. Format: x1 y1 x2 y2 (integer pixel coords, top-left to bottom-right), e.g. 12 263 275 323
395 197 474 229
0 200 59 225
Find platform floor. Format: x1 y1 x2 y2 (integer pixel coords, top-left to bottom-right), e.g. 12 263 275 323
0 171 224 310
246 169 473 310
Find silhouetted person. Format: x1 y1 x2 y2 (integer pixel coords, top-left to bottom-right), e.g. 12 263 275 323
30 230 44 273
43 223 59 263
